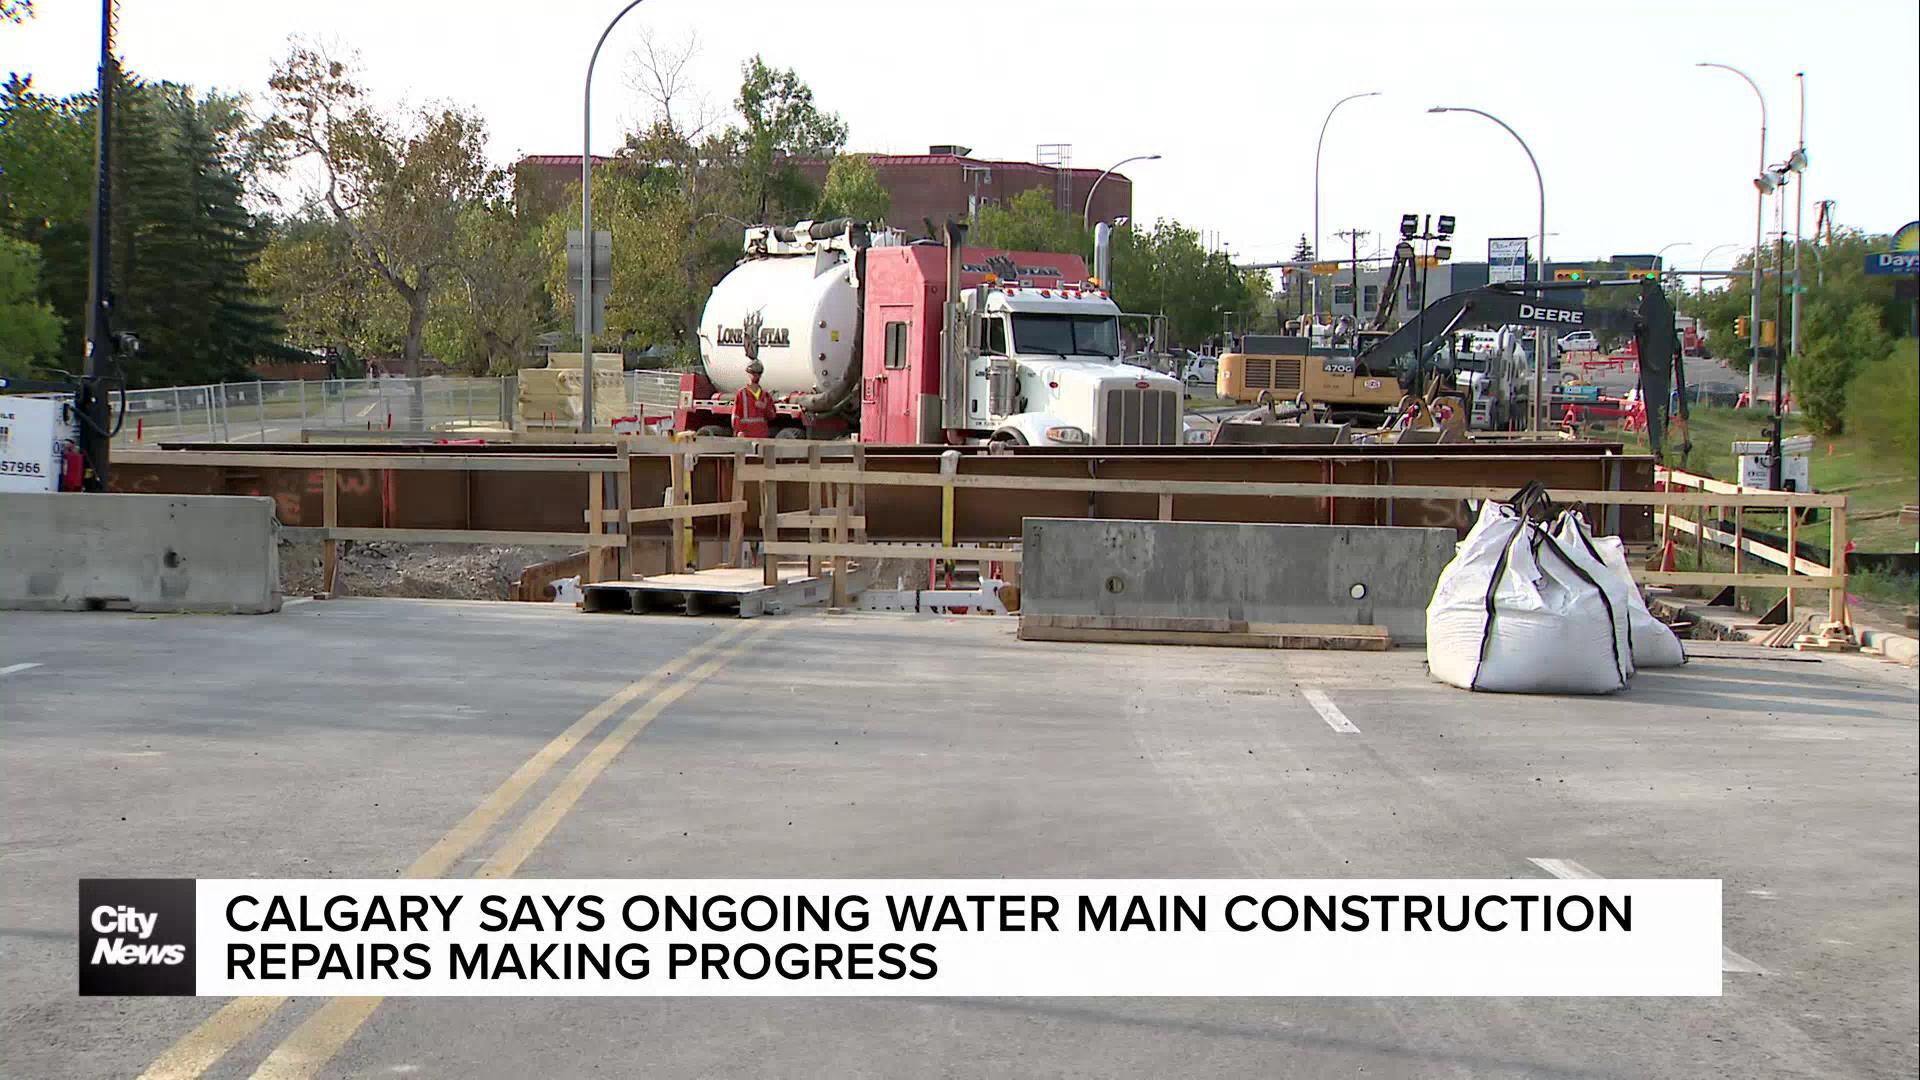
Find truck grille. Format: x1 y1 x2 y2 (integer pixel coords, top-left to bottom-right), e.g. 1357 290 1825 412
1243 356 1303 391
1101 387 1179 445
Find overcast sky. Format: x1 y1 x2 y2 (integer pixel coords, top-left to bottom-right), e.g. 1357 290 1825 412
7 0 1916 270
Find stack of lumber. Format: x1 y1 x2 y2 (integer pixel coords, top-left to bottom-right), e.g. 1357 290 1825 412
1790 619 1857 653
1757 615 1813 649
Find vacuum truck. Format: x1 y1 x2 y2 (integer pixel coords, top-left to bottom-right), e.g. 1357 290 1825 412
676 219 1184 445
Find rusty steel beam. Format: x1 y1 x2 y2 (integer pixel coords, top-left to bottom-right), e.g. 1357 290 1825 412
113 441 1655 543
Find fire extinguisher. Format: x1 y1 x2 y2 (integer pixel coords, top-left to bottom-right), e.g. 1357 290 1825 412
59 442 85 491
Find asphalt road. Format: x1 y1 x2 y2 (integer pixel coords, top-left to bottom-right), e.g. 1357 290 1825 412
2 601 1915 1078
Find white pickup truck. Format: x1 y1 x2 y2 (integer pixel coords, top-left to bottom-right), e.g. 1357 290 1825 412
1557 330 1600 354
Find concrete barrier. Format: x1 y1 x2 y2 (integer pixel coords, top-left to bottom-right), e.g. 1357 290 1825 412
0 493 280 614
1020 518 1456 644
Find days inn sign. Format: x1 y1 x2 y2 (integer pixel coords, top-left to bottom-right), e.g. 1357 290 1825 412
1865 221 1920 275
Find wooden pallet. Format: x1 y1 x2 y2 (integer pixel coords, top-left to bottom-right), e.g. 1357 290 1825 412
1017 613 1390 651
580 567 827 618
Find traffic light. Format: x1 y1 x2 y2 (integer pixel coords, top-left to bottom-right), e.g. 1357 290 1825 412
1735 316 1750 338
1554 269 1586 282
1761 319 1777 347
1629 269 1660 281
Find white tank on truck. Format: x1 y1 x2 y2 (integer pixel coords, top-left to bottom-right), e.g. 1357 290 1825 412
698 244 859 397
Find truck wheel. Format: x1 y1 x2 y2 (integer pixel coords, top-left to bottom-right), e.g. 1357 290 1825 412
695 424 729 437
989 429 1028 446
774 426 806 440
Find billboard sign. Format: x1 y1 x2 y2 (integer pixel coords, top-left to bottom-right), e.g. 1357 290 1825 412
1488 237 1530 284
1864 220 1919 276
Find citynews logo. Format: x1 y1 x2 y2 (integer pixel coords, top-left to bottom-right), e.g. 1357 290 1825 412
78 879 196 996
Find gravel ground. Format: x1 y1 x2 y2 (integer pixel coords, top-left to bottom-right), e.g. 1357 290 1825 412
278 541 580 600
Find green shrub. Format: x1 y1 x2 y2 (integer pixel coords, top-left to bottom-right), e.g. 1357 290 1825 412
1794 303 1893 435
1845 337 1919 466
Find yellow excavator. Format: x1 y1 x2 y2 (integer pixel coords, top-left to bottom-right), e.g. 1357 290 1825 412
1214 242 1418 423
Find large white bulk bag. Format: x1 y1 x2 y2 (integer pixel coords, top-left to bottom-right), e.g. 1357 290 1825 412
1426 492 1630 694
1550 510 1637 679
1586 533 1688 668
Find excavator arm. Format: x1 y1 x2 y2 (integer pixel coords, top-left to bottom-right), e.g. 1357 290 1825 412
1369 242 1418 331
1355 280 1688 460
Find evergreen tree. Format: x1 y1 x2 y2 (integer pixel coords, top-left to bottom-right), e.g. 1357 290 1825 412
0 71 286 387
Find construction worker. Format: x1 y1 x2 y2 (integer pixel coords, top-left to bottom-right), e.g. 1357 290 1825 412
732 360 775 439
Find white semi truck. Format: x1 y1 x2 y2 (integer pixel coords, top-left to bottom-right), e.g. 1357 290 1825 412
677 219 1185 445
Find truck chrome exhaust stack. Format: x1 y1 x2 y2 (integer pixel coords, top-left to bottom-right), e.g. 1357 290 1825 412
941 221 969 430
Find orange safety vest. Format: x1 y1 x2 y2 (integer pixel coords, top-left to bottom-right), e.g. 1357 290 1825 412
732 384 774 437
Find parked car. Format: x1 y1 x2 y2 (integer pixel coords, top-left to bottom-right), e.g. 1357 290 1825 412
1557 330 1600 354
1183 355 1220 390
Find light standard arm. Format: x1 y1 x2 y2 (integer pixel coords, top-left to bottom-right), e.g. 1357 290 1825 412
1428 106 1546 429
1082 154 1160 231
1696 62 1768 404
1312 91 1379 320
1656 241 1692 286
579 0 648 432
1699 242 1739 294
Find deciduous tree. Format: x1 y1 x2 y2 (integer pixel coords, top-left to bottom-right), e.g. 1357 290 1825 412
816 153 889 223
0 235 61 377
264 42 503 382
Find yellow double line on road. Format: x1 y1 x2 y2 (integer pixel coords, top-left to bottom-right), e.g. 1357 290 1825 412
138 620 774 1080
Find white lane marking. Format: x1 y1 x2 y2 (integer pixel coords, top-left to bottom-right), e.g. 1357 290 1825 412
1528 857 1600 880
0 662 43 678
1302 687 1360 734
1529 857 1769 974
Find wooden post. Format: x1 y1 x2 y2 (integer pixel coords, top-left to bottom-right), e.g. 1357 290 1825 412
1158 493 1174 521
587 467 605 584
830 481 851 610
851 445 866 544
668 447 690 573
1828 498 1848 626
1695 501 1708 568
615 439 631 580
1785 503 1798 623
760 459 780 587
1733 505 1745 591
806 444 822 577
321 467 339 595
726 450 746 568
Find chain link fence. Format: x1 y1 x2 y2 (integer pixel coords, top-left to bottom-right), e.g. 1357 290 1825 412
99 371 696 445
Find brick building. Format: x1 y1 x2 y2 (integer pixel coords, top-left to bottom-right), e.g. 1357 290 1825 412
791 145 1134 233
512 154 618 222
511 146 1134 232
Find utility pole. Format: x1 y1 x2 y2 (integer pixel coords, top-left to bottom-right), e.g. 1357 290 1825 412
79 0 120 490
1335 228 1370 320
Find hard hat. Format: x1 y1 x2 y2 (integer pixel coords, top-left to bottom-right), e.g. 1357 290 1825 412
745 360 765 376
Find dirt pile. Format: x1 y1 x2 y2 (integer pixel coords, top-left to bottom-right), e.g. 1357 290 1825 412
279 541 580 600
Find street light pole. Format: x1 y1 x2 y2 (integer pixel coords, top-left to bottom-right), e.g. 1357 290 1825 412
1312 92 1380 324
579 0 648 433
1789 72 1808 360
1696 62 1767 407
1083 154 1159 240
1656 241 1692 291
1428 106 1546 430
1698 242 1739 294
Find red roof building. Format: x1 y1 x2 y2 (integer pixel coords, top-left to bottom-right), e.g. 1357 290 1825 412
511 147 1133 232
790 146 1134 233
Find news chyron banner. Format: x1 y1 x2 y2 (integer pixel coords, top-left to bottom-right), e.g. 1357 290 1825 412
81 878 1724 997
